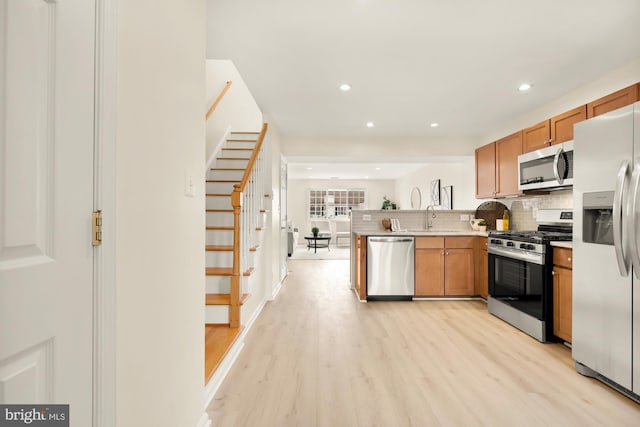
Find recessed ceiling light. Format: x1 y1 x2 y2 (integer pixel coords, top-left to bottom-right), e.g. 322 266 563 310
366 121 375 128
364 176 369 179
518 83 532 91
430 122 439 128
375 167 381 170
306 167 312 170
339 83 351 91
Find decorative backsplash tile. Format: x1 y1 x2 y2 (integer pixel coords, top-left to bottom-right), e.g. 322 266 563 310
351 191 573 233
507 190 573 230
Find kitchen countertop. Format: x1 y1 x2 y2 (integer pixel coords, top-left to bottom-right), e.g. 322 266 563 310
551 241 573 249
356 230 489 237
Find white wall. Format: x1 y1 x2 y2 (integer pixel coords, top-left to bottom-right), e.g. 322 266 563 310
116 2 206 427
287 178 395 240
394 158 476 211
205 60 263 160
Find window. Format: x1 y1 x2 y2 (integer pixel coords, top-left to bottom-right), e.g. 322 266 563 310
308 188 366 219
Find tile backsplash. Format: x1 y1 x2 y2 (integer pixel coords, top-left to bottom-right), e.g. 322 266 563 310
506 190 573 230
351 190 574 233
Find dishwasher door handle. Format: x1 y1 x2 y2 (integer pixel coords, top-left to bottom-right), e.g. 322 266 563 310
368 237 414 243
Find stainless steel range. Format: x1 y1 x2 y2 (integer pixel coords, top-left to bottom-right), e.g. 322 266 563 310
487 209 572 342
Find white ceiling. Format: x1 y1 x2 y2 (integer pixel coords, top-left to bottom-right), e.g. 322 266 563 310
207 0 640 178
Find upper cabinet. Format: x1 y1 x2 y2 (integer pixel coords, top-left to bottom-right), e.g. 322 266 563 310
587 83 640 118
495 131 523 197
475 142 496 198
523 106 586 153
475 131 522 199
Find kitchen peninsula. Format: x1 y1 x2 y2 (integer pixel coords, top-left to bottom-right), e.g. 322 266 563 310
351 209 489 301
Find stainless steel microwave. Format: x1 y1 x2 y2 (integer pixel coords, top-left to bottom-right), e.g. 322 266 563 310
518 141 573 191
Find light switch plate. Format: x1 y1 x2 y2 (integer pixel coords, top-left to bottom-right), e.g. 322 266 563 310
362 214 372 221
184 170 195 197
460 214 469 221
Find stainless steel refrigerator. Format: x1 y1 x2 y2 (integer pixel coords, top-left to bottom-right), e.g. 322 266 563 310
573 101 640 401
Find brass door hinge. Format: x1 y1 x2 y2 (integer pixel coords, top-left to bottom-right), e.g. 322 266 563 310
92 210 103 246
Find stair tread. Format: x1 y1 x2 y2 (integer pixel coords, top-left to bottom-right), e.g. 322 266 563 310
206 209 233 212
222 148 253 151
217 157 250 161
206 193 231 197
205 293 250 306
231 131 260 134
249 245 260 252
260 209 270 213
227 139 257 143
243 267 255 277
205 267 232 276
210 168 245 171
205 245 233 252
256 226 266 231
206 180 241 183
206 226 234 230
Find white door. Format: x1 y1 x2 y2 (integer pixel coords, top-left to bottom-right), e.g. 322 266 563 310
0 0 95 424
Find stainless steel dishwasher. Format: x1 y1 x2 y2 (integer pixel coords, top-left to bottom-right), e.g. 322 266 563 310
366 236 415 300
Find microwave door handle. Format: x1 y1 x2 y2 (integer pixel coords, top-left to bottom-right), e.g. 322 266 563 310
614 160 631 276
628 160 640 279
553 147 564 185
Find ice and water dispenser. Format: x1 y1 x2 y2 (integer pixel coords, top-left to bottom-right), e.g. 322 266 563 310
582 191 614 245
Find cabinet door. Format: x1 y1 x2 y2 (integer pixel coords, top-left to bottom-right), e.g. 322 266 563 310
415 249 444 296
587 83 640 118
354 235 367 300
523 120 551 153
475 142 496 198
496 131 523 197
550 105 586 145
444 248 474 296
553 266 572 343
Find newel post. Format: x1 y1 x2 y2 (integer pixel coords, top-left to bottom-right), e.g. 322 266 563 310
230 184 242 328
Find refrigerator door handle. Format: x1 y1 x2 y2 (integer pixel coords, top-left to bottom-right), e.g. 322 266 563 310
552 147 564 184
614 160 631 276
628 159 640 279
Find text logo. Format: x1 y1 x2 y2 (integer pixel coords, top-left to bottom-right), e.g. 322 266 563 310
0 405 68 427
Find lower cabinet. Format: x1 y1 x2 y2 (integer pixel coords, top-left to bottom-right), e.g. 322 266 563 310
415 236 474 296
553 247 573 343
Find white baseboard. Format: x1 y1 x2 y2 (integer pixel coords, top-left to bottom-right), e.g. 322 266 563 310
270 273 288 301
195 412 211 427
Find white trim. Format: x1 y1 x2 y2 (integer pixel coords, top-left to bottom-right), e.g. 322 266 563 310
203 295 268 408
195 412 212 427
206 125 231 170
93 0 118 426
270 274 286 301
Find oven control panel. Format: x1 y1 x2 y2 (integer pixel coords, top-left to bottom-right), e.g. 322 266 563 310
488 238 545 255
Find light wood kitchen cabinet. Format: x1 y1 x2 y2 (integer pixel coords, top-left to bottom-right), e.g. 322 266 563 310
523 120 551 153
523 106 587 153
475 142 496 198
496 131 523 197
475 131 522 198
553 247 572 343
415 236 474 296
354 235 367 300
474 237 488 299
551 105 586 145
587 83 640 118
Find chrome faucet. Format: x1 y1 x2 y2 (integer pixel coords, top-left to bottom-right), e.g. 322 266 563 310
426 205 436 229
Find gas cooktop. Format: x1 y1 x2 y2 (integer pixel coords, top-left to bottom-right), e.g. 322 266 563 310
488 230 572 244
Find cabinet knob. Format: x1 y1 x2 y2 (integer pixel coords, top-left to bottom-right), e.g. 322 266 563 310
441 251 445 256
552 271 556 275
568 257 572 262
445 252 449 255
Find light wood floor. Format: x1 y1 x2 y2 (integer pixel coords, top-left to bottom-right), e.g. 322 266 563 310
207 260 640 426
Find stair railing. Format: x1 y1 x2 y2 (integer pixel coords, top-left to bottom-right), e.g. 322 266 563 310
205 80 232 120
229 123 268 327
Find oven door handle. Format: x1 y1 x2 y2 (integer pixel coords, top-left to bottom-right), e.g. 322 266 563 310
488 246 545 265
614 160 631 277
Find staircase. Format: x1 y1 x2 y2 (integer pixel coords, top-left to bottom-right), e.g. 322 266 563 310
205 124 268 330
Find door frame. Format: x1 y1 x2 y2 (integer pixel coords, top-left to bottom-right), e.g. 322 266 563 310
94 0 117 425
